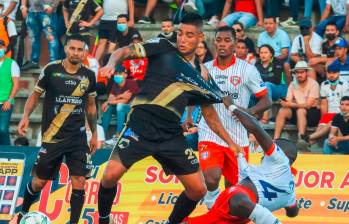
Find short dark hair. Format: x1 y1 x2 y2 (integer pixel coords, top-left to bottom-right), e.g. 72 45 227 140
162 18 174 24
14 137 29 146
236 39 247 47
341 96 349 102
274 138 298 165
117 14 129 21
264 16 277 23
66 34 86 46
215 26 236 40
259 44 275 56
232 21 244 30
180 12 203 30
325 21 338 30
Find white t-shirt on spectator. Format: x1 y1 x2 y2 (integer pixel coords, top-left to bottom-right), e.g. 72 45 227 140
101 0 128 21
0 59 20 77
291 32 323 56
326 0 349 16
320 79 349 113
86 56 99 80
0 0 19 20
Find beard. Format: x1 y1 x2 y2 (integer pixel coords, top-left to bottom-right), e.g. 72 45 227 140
69 58 81 65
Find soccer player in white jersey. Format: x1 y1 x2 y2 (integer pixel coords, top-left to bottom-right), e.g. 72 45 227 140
197 26 271 208
183 98 299 224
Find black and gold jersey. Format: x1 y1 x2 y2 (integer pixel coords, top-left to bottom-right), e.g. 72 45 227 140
127 38 223 141
35 60 97 143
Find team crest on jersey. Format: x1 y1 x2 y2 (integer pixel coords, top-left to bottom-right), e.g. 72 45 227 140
230 76 241 86
79 79 89 93
201 151 209 160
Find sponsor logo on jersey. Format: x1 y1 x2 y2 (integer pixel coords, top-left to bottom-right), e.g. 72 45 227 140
65 80 77 86
201 151 209 160
118 138 130 149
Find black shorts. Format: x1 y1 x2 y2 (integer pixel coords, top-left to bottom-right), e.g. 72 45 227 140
33 136 91 180
98 20 117 42
110 127 199 175
289 107 321 127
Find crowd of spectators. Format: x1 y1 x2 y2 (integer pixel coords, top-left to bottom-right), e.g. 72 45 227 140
1 0 349 155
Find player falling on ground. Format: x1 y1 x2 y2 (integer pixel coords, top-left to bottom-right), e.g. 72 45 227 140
97 13 240 224
197 26 271 209
16 34 98 224
184 96 299 224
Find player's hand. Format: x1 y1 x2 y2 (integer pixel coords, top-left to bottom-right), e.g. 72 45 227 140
100 66 115 78
1 101 11 111
79 20 93 27
222 96 233 108
182 117 194 132
101 101 108 112
228 142 242 156
18 116 29 136
89 131 98 154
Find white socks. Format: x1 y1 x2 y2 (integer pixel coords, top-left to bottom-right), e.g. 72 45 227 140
203 188 220 210
249 204 281 224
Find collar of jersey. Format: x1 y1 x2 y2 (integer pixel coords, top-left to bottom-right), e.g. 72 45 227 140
213 56 236 70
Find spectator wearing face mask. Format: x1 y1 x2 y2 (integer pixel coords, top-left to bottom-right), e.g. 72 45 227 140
101 66 140 136
158 18 177 44
308 22 341 79
0 39 20 145
112 14 142 51
298 63 349 151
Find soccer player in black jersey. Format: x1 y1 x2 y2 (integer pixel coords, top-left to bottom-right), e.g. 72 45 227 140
16 34 97 224
97 13 241 224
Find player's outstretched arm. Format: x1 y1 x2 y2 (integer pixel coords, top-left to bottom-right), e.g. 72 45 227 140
18 91 41 136
101 45 143 78
285 204 299 217
201 104 241 155
223 96 273 153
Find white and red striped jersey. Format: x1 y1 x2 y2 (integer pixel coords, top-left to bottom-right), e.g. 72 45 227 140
198 57 267 147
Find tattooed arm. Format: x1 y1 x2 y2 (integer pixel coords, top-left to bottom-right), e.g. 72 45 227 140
86 95 98 154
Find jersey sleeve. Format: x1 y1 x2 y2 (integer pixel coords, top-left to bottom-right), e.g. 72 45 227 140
320 83 327 98
247 65 268 98
134 38 176 58
90 0 102 11
34 66 50 94
11 60 20 77
285 191 297 208
264 143 290 166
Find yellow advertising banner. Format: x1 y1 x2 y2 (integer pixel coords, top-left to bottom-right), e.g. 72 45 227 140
9 153 349 224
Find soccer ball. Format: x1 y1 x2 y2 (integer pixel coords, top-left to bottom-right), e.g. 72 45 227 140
19 211 51 224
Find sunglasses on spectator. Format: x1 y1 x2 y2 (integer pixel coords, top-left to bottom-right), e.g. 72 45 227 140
234 29 242 32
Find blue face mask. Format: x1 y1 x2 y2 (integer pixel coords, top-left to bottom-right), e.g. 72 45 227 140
0 49 5 58
117 23 127 32
328 79 339 86
114 75 124 84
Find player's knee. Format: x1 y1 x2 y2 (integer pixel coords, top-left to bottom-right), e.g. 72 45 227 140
229 194 255 218
32 178 48 191
186 184 207 201
204 175 220 190
71 176 86 189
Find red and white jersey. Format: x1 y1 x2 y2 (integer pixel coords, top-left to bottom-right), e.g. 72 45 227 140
238 144 297 211
198 57 267 147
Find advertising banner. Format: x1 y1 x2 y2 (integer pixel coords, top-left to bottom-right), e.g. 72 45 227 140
0 146 348 224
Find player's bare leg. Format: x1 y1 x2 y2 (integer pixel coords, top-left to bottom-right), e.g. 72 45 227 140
98 159 127 224
168 171 207 224
202 168 222 209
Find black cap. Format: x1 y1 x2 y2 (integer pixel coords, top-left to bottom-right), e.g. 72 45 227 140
299 18 312 28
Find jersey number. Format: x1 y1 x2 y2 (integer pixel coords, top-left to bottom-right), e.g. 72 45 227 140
259 180 286 201
185 148 195 160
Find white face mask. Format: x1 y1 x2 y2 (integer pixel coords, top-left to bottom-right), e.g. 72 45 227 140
161 32 174 38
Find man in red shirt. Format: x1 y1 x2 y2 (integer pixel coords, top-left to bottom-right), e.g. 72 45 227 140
220 0 263 28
